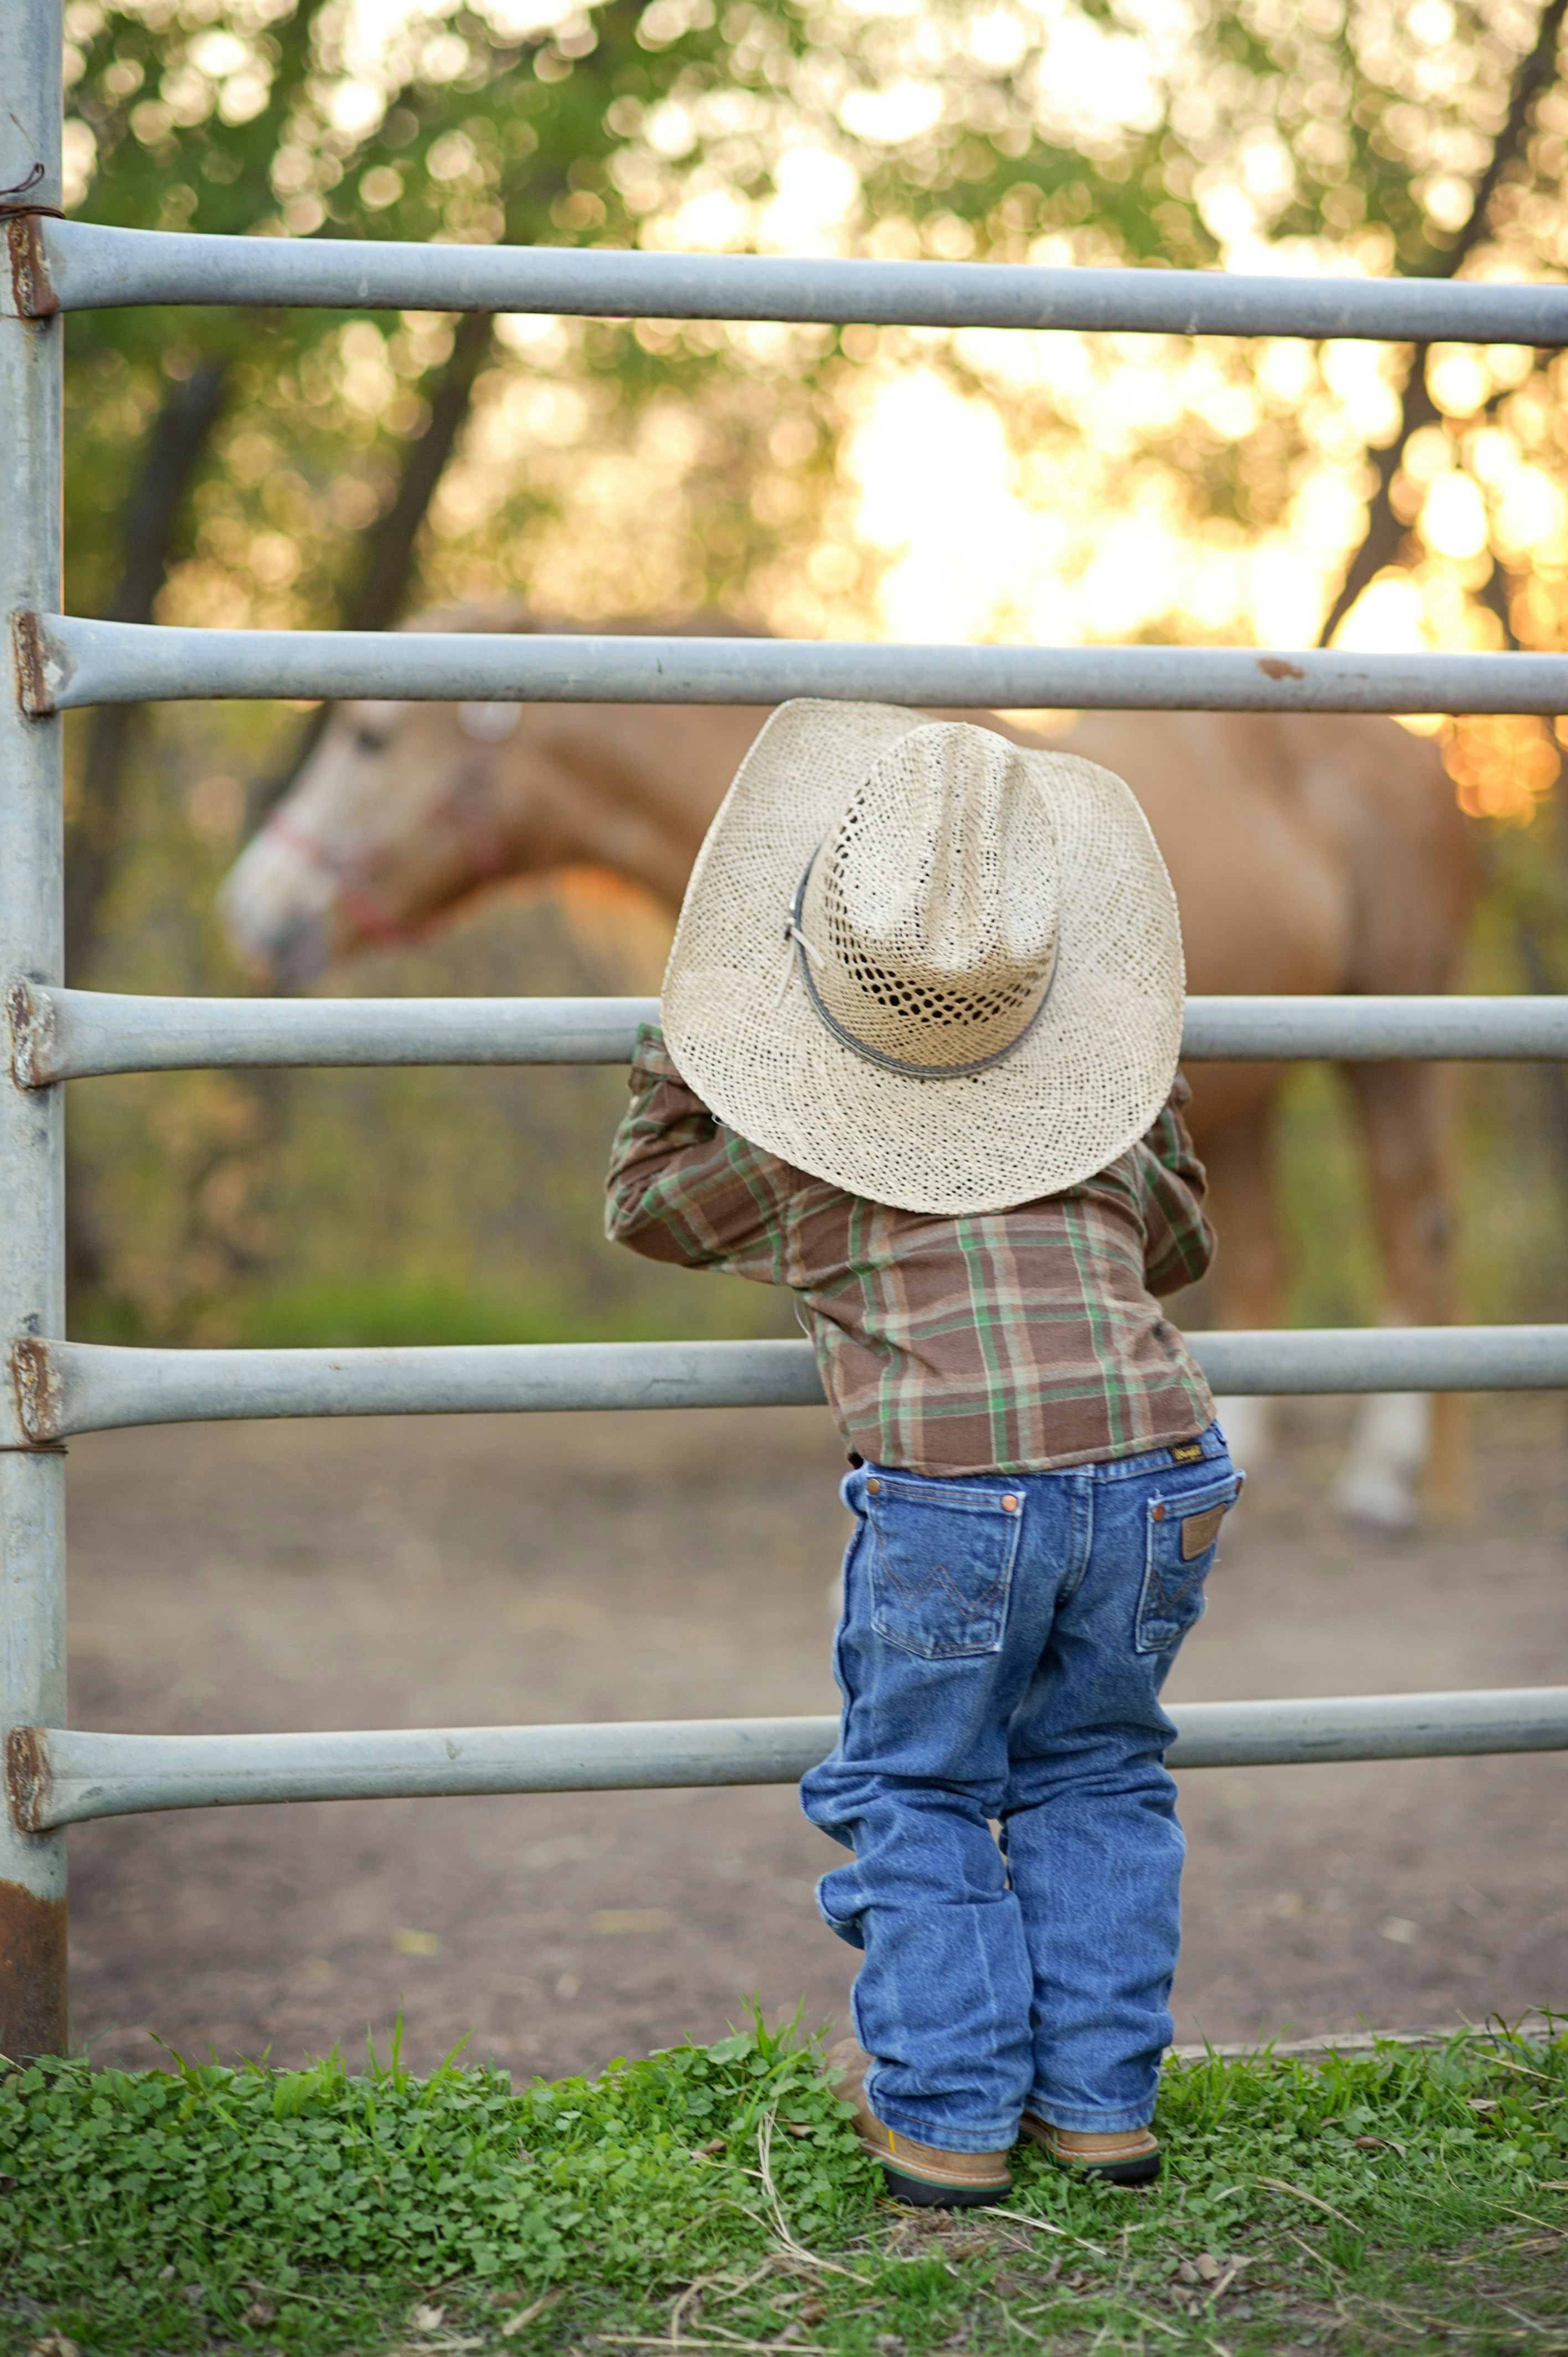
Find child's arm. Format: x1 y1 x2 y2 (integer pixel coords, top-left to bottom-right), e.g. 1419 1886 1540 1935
604 1022 786 1277
1139 1073 1218 1296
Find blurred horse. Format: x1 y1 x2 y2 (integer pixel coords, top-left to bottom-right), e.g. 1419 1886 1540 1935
219 608 1479 1526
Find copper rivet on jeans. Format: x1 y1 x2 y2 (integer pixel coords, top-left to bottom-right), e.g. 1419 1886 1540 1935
1152 1504 1165 1521
866 1478 881 1494
1001 1494 1019 1512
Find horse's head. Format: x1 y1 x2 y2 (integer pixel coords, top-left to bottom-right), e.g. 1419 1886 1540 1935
219 606 772 986
218 692 526 987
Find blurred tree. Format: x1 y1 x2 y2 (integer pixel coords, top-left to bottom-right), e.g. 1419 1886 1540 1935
1319 0 1568 650
65 0 343 977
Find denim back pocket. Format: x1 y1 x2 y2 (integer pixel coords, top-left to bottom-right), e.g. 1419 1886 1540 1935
1135 1472 1240 1655
865 1476 1024 1660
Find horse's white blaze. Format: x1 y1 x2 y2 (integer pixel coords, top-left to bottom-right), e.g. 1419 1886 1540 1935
218 826 336 970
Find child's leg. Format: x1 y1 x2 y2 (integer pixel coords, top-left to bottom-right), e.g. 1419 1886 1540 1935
1001 1444 1239 2133
801 1466 1073 2154
811 1779 1032 2154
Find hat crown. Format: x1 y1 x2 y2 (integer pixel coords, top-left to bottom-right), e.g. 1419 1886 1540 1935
801 723 1060 1074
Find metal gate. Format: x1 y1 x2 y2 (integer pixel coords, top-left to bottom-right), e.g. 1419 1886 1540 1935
6 0 1568 2060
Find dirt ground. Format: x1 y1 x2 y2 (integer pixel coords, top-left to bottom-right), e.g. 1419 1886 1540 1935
63 1394 1567 2077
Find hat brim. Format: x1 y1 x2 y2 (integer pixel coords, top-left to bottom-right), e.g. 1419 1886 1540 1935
662 699 1185 1216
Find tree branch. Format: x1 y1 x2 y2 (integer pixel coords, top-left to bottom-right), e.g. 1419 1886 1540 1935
347 308 497 632
1318 0 1567 647
247 308 499 822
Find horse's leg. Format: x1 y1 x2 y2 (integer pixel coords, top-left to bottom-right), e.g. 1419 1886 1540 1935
1193 1098 1288 1471
1334 1060 1467 1526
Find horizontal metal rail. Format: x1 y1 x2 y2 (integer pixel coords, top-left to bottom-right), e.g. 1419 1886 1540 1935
11 1687 1568 1830
7 985 659 1082
13 987 1568 1084
16 1326 1568 1443
27 220 1568 346
13 1337 827 1439
20 615 1568 716
1174 997 1568 1061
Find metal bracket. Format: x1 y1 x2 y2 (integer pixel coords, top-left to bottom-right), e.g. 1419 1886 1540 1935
4 1728 49 1836
9 1340 61 1447
10 613 55 717
5 980 53 1089
4 213 58 321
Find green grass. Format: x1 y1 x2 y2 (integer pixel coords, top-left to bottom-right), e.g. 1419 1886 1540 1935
71 1274 795 1352
226 1279 646 1351
3 2013 1566 2357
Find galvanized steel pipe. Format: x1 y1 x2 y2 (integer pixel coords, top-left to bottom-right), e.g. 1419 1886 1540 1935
29 219 1568 346
22 614 1568 716
1175 995 1568 1061
0 0 69 2061
8 985 662 1082
14 987 1568 1085
12 1687 1568 1830
14 1326 1568 1444
12 1336 828 1439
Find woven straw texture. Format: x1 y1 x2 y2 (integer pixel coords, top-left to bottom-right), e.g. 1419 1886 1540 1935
662 699 1185 1216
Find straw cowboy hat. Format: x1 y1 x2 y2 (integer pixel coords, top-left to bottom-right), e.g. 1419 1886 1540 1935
662 699 1185 1216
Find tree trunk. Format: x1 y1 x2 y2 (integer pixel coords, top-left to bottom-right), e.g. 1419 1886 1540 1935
63 361 229 1314
348 308 497 633
66 359 229 981
247 308 498 823
1318 0 1567 647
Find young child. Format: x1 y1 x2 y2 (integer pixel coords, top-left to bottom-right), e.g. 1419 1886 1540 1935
604 700 1239 2209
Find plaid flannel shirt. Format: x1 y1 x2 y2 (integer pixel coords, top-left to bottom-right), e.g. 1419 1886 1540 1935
604 1025 1216 1477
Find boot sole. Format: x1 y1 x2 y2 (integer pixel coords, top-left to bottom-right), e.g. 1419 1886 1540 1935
1053 2149 1161 2186
881 2164 1012 2209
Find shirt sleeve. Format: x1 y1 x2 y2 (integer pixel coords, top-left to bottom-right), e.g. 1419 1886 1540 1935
602 1023 790 1279
1139 1072 1218 1296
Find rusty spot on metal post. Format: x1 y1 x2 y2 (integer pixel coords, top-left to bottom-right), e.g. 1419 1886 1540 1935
5 981 51 1089
0 1877 67 2061
10 613 54 718
10 1339 62 1444
4 213 58 321
4 1729 49 1836
1257 657 1307 681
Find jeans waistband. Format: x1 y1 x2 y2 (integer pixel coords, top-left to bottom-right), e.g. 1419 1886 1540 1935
859 1422 1229 1493
1067 1421 1230 1483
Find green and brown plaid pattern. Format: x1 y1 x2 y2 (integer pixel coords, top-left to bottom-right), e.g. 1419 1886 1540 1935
605 1026 1216 1478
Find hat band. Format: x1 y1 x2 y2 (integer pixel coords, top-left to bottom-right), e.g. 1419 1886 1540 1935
789 863 1058 1082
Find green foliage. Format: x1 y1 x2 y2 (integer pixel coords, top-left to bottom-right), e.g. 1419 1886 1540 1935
63 0 334 621
1 2011 866 2352
3 2016 1566 2357
60 0 773 627
69 0 1568 639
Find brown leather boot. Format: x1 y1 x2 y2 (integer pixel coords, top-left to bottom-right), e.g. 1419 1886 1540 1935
1019 2113 1161 2185
825 2039 1013 2209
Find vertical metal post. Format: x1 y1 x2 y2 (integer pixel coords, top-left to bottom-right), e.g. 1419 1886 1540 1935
0 0 68 2058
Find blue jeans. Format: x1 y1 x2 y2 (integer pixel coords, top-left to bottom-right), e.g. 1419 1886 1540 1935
800 1425 1240 2152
